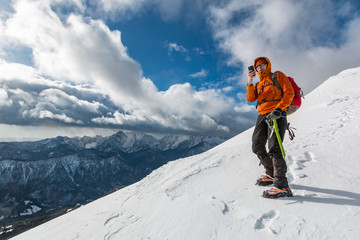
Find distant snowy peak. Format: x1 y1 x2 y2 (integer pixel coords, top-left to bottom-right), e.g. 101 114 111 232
159 135 223 151
0 131 225 160
96 131 225 153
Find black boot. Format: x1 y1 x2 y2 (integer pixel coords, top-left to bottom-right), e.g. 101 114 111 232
256 155 274 186
262 157 292 198
272 157 287 179
258 155 274 177
273 177 289 189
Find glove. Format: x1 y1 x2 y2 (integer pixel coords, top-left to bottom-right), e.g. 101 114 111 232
266 108 283 121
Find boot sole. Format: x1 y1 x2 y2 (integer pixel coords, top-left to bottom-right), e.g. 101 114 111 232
262 191 293 198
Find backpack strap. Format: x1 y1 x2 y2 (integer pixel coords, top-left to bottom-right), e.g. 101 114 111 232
256 83 274 93
255 82 259 109
271 71 283 96
256 72 283 108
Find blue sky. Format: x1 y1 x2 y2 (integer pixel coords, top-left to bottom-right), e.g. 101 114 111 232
0 0 359 140
108 9 240 94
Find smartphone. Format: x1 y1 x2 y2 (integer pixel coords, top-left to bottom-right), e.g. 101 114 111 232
248 65 254 71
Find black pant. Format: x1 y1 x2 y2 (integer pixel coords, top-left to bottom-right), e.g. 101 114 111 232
252 112 288 187
252 113 287 159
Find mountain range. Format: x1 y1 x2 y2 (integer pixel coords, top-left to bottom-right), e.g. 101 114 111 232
0 131 225 231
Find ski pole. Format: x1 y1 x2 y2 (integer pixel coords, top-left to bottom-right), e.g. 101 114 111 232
273 119 286 158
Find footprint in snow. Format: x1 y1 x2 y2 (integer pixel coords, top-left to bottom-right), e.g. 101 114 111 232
287 152 315 184
304 152 315 162
254 210 279 234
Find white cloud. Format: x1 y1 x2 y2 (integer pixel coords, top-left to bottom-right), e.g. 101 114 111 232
94 82 239 135
0 88 12 106
190 69 208 78
100 0 146 12
0 1 256 138
208 0 360 94
97 0 213 23
167 42 187 53
37 110 84 124
0 60 114 126
98 0 147 19
222 86 232 92
234 103 255 113
38 88 102 114
166 42 191 61
5 0 151 107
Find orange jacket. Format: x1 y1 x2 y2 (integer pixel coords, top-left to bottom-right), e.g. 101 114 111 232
247 57 295 115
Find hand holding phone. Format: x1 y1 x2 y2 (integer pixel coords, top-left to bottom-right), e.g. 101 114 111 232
247 65 256 85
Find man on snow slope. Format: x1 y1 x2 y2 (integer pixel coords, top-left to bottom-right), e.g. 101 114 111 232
247 57 294 197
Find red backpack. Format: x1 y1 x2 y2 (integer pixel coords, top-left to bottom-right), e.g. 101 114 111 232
271 71 304 115
272 72 304 140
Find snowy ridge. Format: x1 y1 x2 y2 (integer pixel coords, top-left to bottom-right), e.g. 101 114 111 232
13 67 360 240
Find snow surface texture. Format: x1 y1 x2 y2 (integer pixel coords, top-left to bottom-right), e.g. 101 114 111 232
13 67 360 239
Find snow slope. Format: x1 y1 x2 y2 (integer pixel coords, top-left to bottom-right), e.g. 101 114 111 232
12 67 360 240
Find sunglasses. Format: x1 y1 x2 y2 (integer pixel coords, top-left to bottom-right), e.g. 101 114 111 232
256 63 267 69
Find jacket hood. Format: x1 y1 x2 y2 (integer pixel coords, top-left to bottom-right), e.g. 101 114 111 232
254 56 272 80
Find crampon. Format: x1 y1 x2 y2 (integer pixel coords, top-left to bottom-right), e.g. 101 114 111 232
263 187 293 198
256 175 274 186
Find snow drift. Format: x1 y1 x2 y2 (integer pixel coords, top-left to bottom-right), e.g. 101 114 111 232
12 67 360 240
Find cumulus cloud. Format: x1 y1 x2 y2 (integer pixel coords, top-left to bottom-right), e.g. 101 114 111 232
208 0 360 93
91 82 247 136
0 61 116 126
0 0 256 138
6 0 144 99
